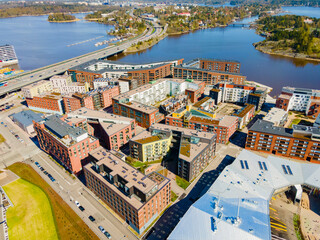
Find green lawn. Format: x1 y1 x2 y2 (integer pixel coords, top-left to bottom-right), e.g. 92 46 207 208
171 190 178 202
289 118 301 128
3 179 58 240
176 176 190 190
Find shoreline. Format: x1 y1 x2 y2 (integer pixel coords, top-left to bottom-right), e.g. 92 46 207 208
48 18 80 23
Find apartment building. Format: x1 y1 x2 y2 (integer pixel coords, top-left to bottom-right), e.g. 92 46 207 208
245 120 320 163
34 114 100 174
159 94 188 116
165 104 238 144
67 107 136 150
276 87 320 118
183 58 241 73
192 97 215 111
22 80 53 99
26 92 64 114
68 59 183 88
232 104 255 129
173 66 246 86
263 107 288 127
50 74 89 94
87 85 120 109
84 147 171 234
209 83 255 104
129 123 216 181
112 78 204 128
93 78 129 93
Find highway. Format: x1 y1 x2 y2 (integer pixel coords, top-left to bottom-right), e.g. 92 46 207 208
0 21 164 96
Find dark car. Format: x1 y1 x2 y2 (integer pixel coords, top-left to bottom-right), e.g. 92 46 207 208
35 162 39 166
40 167 44 171
104 231 111 239
79 206 85 211
88 216 95 222
43 171 48 175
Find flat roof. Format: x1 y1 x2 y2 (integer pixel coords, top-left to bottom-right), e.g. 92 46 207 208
168 150 320 240
86 147 162 209
263 107 288 124
22 80 51 90
10 110 43 127
249 119 293 137
68 107 133 124
174 65 246 77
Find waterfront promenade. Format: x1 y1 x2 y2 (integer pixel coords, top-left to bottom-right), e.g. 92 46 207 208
0 22 164 96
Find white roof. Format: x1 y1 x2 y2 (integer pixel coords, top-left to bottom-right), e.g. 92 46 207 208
168 150 320 240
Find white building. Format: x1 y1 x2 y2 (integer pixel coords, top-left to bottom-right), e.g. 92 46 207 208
263 107 288 127
22 80 53 99
210 83 256 104
93 78 129 94
168 150 320 240
50 75 89 95
117 78 200 106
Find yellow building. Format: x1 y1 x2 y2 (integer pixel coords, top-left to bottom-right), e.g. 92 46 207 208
22 80 53 99
130 132 172 162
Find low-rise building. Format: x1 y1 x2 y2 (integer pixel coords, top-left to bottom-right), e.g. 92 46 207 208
9 110 44 134
22 80 53 99
93 78 129 93
263 107 288 127
67 107 136 150
232 104 255 129
245 120 320 163
84 146 171 234
130 123 216 181
165 105 238 144
276 86 320 118
34 114 100 174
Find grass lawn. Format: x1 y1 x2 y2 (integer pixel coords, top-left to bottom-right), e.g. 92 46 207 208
7 163 98 240
3 179 58 240
0 133 5 143
171 190 178 202
289 118 301 128
176 176 190 190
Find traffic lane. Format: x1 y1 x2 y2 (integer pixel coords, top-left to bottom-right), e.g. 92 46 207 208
32 153 135 240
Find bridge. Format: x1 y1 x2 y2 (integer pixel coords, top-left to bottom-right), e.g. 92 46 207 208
0 21 164 96
228 23 251 27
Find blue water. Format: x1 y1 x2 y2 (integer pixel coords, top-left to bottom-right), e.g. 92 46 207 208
281 6 320 18
0 13 114 70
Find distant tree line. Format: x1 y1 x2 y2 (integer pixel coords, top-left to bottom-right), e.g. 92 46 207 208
0 4 103 18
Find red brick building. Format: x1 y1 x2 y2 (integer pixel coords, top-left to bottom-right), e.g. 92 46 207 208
245 120 320 163
84 147 171 234
173 66 246 85
198 58 241 73
34 115 100 174
26 93 64 114
185 81 205 103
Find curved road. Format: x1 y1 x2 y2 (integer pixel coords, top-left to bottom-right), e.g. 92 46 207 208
0 22 163 96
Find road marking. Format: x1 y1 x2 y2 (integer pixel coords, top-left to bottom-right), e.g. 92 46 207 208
270 207 277 212
37 153 72 185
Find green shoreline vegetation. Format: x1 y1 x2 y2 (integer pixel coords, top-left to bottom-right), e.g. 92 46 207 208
254 15 320 60
48 13 77 22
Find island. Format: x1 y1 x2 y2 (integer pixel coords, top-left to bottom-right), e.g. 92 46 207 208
253 15 320 61
48 13 78 23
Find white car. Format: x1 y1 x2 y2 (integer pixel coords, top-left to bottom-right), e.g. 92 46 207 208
75 201 80 207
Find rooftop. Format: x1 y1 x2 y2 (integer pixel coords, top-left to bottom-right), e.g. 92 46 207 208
168 150 320 240
232 104 255 118
263 107 288 125
86 147 170 209
192 97 212 108
10 110 44 127
22 80 51 90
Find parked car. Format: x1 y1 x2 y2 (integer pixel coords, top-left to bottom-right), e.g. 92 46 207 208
88 216 95 222
35 162 39 166
75 201 80 207
104 231 111 239
98 226 105 233
79 206 85 212
43 171 48 175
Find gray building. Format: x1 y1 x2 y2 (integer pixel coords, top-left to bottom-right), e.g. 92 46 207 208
10 110 44 134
